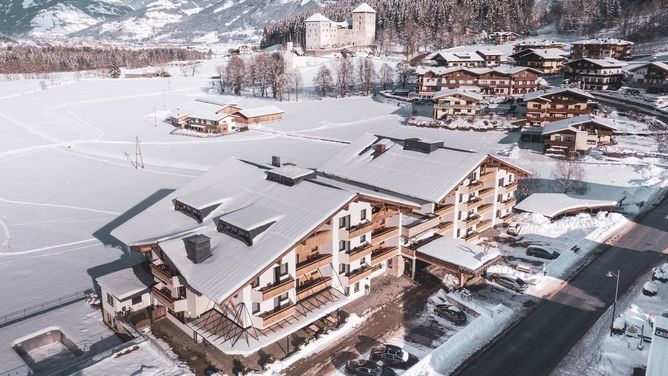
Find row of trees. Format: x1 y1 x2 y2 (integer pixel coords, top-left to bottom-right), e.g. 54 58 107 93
0 45 209 74
261 0 535 57
312 58 411 98
216 52 303 101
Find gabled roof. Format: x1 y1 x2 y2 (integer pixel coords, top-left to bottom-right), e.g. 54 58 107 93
428 51 485 63
171 99 234 121
476 48 504 56
352 3 376 13
432 88 483 101
514 39 565 48
319 133 530 203
627 61 668 73
567 57 627 68
523 87 594 101
415 64 540 77
572 38 633 46
96 267 153 301
236 105 284 118
305 12 332 22
511 48 567 60
542 115 616 135
112 158 356 304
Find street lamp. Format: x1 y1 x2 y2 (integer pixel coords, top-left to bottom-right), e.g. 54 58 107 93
607 270 620 336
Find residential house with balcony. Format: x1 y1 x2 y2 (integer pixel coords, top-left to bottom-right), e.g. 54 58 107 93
512 40 567 54
425 51 485 68
570 38 633 59
415 65 540 97
170 99 284 134
432 88 483 120
523 87 595 126
565 58 627 91
97 267 154 332
538 115 617 155
319 134 531 284
489 31 518 45
510 48 568 74
110 157 409 354
626 61 668 93
475 49 505 67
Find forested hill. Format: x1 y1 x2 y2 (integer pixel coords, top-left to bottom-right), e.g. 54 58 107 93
261 0 536 53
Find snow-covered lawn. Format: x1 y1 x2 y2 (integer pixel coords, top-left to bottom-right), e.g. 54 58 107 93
554 259 668 376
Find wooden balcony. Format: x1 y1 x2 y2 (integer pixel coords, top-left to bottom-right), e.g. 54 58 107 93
372 208 398 222
302 230 331 248
480 171 496 182
401 215 440 238
152 286 186 312
259 304 296 327
401 246 416 258
466 197 483 210
346 265 373 285
371 246 399 266
259 277 295 301
501 213 515 223
371 227 398 245
434 203 454 217
296 277 332 301
479 187 495 199
477 203 494 216
348 221 373 238
346 243 373 263
296 254 332 277
464 214 480 226
150 263 175 285
502 198 517 209
463 231 480 242
468 180 484 191
477 219 493 232
434 221 453 235
500 182 519 193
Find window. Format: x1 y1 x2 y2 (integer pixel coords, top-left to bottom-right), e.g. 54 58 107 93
498 177 505 187
251 277 259 288
131 296 142 305
360 234 366 243
107 293 114 307
252 302 260 314
458 211 462 220
360 209 367 221
338 216 346 229
279 263 288 277
456 229 461 237
388 259 393 268
339 240 347 251
354 282 360 293
459 194 464 203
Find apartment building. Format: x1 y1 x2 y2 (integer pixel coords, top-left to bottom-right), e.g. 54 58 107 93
432 88 483 119
540 115 617 154
489 31 518 45
108 134 530 353
426 51 485 68
415 65 540 97
570 38 634 59
476 49 505 67
523 87 595 126
627 61 668 93
510 48 567 74
565 58 627 91
512 39 566 54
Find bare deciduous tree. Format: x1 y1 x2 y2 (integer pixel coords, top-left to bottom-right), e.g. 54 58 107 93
358 57 376 96
226 56 246 95
336 57 355 97
313 65 333 97
551 159 589 194
396 61 411 89
379 63 394 91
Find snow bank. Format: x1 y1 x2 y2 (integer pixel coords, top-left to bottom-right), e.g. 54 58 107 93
404 304 513 376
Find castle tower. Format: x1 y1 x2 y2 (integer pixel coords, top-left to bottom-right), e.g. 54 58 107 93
352 3 376 46
305 13 334 50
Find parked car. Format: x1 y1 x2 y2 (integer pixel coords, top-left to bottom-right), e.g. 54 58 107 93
652 263 668 282
345 359 396 376
507 222 522 236
643 281 659 296
526 246 560 260
370 344 419 369
434 304 467 326
493 275 528 292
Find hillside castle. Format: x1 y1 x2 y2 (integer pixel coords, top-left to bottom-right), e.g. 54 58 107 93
304 3 376 53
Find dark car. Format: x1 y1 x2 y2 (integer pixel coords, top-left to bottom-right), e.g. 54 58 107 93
526 246 560 260
345 359 397 376
370 344 419 369
434 304 467 326
493 275 528 292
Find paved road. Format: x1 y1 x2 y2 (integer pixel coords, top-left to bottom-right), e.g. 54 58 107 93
455 196 668 376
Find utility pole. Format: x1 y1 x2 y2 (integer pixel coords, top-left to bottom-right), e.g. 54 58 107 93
135 136 144 169
607 269 620 336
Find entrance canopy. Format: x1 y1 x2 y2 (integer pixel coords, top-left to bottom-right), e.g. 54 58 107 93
416 236 500 275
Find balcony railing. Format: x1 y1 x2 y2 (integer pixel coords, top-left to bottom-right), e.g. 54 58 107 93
259 277 295 301
468 180 484 191
477 219 493 232
346 265 373 285
302 230 331 248
152 286 186 312
259 304 296 327
371 246 398 266
463 231 480 242
150 263 174 284
372 208 397 222
480 171 495 182
466 197 483 210
434 221 453 235
501 213 515 223
371 227 398 245
434 203 454 217
346 243 373 263
401 215 440 238
296 277 332 301
296 254 331 277
477 203 494 216
464 214 480 225
479 187 495 199
502 198 517 209
348 221 373 238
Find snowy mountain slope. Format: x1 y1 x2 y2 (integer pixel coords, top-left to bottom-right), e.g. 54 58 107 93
0 0 133 37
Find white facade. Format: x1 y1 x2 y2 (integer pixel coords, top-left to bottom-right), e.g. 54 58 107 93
304 3 376 50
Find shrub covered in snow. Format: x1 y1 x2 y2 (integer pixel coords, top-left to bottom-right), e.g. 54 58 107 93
652 263 668 283
612 316 626 335
642 281 659 296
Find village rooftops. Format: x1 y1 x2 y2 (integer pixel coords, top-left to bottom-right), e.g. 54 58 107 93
432 88 484 101
511 48 568 59
416 64 539 76
627 61 668 73
427 51 485 63
96 267 154 301
476 48 504 56
573 38 633 45
319 133 530 203
541 115 616 135
111 158 355 304
236 105 284 119
352 3 376 13
568 57 628 68
305 12 332 22
171 99 234 120
523 86 595 101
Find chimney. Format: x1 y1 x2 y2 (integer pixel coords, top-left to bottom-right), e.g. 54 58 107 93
184 234 212 264
375 143 386 153
271 156 281 167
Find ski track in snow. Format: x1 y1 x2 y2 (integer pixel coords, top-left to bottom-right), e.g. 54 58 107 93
0 197 121 216
0 238 99 256
0 218 10 251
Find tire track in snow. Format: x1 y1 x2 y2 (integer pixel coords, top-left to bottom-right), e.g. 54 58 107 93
0 197 120 216
0 238 98 256
0 218 10 251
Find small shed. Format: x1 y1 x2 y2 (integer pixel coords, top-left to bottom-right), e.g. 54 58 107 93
514 193 620 220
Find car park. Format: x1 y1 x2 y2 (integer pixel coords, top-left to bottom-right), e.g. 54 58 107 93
434 304 467 326
345 359 397 376
493 275 528 292
526 245 560 260
370 344 419 369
